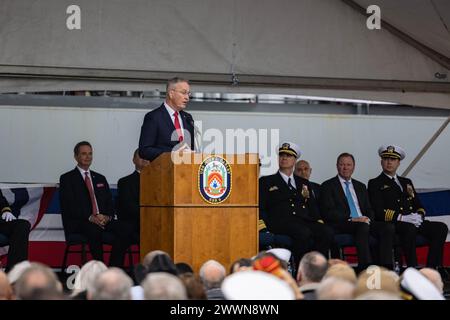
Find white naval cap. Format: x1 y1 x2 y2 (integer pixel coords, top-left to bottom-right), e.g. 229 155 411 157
400 267 444 300
221 270 295 300
278 142 301 159
267 248 292 263
378 145 406 160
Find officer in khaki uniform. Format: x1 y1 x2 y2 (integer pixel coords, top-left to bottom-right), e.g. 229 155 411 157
259 142 334 265
368 145 448 268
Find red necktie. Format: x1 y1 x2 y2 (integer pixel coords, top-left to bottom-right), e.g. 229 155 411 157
173 111 184 142
84 172 98 216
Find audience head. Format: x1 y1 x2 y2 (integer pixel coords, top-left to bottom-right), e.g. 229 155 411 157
323 263 357 284
0 271 13 300
419 268 444 294
142 250 170 268
72 260 107 296
179 273 207 300
297 251 328 284
7 260 31 287
295 160 312 180
146 254 178 275
89 268 133 300
229 258 252 274
199 260 226 290
14 263 62 300
142 272 187 300
73 141 93 170
316 277 355 300
175 262 194 275
354 266 400 298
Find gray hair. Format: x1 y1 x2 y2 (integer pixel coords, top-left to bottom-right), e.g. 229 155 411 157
72 260 108 296
14 263 62 300
142 272 187 300
166 77 189 93
89 268 133 300
199 260 226 290
142 250 170 268
316 277 355 300
299 251 328 283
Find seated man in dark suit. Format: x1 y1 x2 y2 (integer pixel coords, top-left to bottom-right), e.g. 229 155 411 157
117 149 150 242
320 153 395 270
368 145 448 269
59 141 133 268
295 159 321 201
138 77 195 161
259 142 334 265
0 190 30 271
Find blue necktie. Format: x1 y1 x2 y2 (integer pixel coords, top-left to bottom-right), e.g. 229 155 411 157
344 181 359 218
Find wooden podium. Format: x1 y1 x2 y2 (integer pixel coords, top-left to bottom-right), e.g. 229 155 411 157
140 152 259 272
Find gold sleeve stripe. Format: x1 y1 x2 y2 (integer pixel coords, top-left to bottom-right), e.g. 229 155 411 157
1 207 12 214
258 219 267 231
417 208 426 215
384 209 395 221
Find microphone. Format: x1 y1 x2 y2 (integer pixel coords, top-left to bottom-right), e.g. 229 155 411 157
185 114 201 152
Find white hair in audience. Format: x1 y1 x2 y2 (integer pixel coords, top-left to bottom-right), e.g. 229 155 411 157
7 260 32 285
316 277 355 300
142 272 187 300
89 268 133 300
199 260 226 290
71 260 108 296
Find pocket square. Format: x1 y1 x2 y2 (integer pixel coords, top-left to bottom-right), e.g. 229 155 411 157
381 185 390 190
269 186 279 192
96 183 105 188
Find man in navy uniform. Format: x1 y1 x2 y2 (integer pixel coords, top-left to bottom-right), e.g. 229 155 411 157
368 145 448 269
259 142 334 265
0 190 30 271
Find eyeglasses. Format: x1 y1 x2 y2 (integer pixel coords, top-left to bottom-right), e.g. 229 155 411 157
172 89 191 96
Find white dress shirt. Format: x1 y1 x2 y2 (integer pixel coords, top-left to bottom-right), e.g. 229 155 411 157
279 171 297 189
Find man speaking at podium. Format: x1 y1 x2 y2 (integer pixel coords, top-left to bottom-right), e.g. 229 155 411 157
139 77 195 161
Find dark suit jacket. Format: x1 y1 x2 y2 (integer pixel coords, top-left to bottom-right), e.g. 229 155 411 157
59 168 114 234
368 173 425 223
320 176 374 224
138 104 195 161
310 181 321 202
117 170 140 230
259 172 322 231
0 189 11 213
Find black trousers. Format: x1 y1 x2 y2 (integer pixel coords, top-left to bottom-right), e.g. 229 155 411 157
0 219 31 271
269 219 334 264
369 221 395 268
332 221 371 267
395 220 448 268
77 220 133 268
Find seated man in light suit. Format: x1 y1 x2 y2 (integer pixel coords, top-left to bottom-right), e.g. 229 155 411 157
320 152 395 270
259 142 334 266
138 77 195 161
0 190 30 272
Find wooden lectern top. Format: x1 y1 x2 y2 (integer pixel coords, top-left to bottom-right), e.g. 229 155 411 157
141 152 259 207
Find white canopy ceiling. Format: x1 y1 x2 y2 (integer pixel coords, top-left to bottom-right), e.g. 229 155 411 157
0 0 449 108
